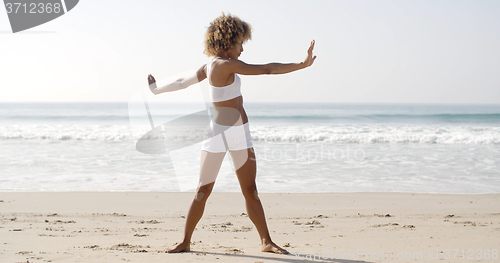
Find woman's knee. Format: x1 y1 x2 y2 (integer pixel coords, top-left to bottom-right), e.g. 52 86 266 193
242 184 259 200
195 183 214 202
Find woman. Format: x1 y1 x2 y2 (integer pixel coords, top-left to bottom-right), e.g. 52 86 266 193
147 13 316 254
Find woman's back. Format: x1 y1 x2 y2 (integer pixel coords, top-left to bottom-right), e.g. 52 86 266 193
207 57 248 126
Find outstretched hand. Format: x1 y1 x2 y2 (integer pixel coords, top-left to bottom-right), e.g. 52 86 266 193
148 74 156 85
303 40 317 67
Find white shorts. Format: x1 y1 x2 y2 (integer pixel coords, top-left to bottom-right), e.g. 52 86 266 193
201 121 253 153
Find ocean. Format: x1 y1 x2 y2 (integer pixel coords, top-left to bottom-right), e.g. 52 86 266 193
1 102 499 193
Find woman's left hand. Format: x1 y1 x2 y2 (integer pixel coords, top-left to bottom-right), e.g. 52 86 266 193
303 40 317 67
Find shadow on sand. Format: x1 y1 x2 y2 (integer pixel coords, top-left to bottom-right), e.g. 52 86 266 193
178 250 372 263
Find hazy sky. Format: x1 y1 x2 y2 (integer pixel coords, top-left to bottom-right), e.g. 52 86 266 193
1 0 499 103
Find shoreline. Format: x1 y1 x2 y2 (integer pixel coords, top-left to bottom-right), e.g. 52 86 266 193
0 189 500 195
1 192 499 262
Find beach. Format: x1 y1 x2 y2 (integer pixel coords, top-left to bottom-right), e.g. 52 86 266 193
1 103 499 262
1 192 499 262
3 0 500 262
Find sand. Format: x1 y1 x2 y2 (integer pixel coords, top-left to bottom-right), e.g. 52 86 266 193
1 192 499 262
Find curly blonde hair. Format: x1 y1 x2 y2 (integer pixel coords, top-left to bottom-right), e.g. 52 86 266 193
204 13 252 57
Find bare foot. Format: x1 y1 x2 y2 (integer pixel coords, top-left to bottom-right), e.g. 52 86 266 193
261 242 289 254
166 242 190 253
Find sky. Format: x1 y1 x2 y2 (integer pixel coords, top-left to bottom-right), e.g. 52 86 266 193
1 0 499 104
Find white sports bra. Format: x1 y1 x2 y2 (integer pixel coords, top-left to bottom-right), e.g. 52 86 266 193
207 57 242 102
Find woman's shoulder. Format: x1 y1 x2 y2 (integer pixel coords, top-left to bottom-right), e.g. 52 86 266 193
214 58 245 69
211 58 243 73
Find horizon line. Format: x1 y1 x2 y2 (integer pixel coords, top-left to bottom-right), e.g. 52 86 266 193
1 101 500 105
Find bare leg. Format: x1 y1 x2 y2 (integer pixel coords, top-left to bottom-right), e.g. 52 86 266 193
230 148 289 254
167 150 226 253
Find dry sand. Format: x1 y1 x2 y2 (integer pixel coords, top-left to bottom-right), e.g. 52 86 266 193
1 192 499 262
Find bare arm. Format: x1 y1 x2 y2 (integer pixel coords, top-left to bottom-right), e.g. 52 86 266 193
227 40 317 75
147 64 207 95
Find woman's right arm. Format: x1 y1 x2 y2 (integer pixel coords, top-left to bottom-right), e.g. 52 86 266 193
148 64 207 95
229 40 317 76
